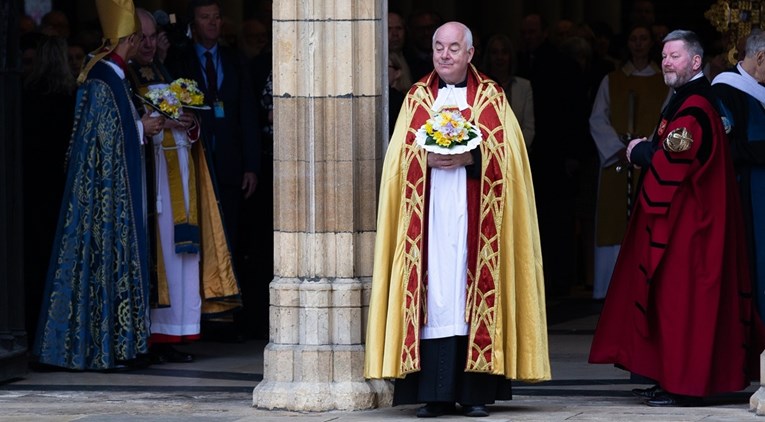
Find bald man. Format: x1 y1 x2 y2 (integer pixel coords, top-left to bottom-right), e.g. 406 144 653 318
365 21 550 418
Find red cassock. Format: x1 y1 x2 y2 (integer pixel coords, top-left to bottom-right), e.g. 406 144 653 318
588 92 764 397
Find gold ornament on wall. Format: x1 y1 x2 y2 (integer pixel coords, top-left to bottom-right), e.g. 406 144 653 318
705 0 765 65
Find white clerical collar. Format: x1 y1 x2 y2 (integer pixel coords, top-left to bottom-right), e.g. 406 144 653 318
431 84 469 112
103 58 125 79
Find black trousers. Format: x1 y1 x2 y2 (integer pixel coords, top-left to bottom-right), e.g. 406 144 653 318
392 336 512 406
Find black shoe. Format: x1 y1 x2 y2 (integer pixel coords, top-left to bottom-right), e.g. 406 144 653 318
163 346 194 363
631 384 661 399
646 392 703 407
416 403 454 418
147 350 165 365
150 344 194 363
462 405 489 417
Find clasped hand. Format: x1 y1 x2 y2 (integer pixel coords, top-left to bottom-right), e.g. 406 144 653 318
142 113 165 137
427 151 473 169
166 112 195 130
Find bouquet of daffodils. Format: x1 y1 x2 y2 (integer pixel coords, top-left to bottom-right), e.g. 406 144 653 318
143 78 207 119
415 109 481 154
144 85 182 118
169 78 205 107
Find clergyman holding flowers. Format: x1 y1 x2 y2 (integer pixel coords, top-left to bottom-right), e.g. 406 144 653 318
143 78 206 119
416 108 481 153
365 21 550 418
125 7 240 366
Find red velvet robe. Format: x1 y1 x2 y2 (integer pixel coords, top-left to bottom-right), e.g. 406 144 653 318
589 89 762 397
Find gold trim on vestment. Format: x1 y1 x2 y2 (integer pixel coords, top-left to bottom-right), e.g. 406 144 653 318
364 66 550 383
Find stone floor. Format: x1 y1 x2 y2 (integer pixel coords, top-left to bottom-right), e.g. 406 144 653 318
0 296 760 421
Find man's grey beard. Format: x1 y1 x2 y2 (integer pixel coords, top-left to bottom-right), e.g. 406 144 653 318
663 72 684 88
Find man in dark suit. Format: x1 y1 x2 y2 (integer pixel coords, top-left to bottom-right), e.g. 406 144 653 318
165 0 261 339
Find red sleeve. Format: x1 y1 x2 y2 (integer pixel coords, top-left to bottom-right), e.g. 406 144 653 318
186 114 200 142
639 98 706 216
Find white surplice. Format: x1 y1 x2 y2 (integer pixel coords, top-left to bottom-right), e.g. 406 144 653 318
421 84 471 340
149 103 202 337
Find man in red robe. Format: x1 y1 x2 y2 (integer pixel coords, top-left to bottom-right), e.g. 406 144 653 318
589 29 762 407
365 21 550 418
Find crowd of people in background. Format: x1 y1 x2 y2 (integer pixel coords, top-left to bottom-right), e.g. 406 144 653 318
17 1 765 403
376 0 765 411
387 0 754 303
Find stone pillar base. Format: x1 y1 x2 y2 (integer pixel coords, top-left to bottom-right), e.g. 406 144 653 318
751 386 765 415
751 350 765 415
253 379 392 411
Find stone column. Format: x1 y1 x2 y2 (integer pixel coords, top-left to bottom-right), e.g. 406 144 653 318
750 354 765 415
252 0 392 411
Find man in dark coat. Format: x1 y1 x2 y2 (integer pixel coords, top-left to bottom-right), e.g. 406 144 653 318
165 0 261 256
165 0 261 341
711 29 765 325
